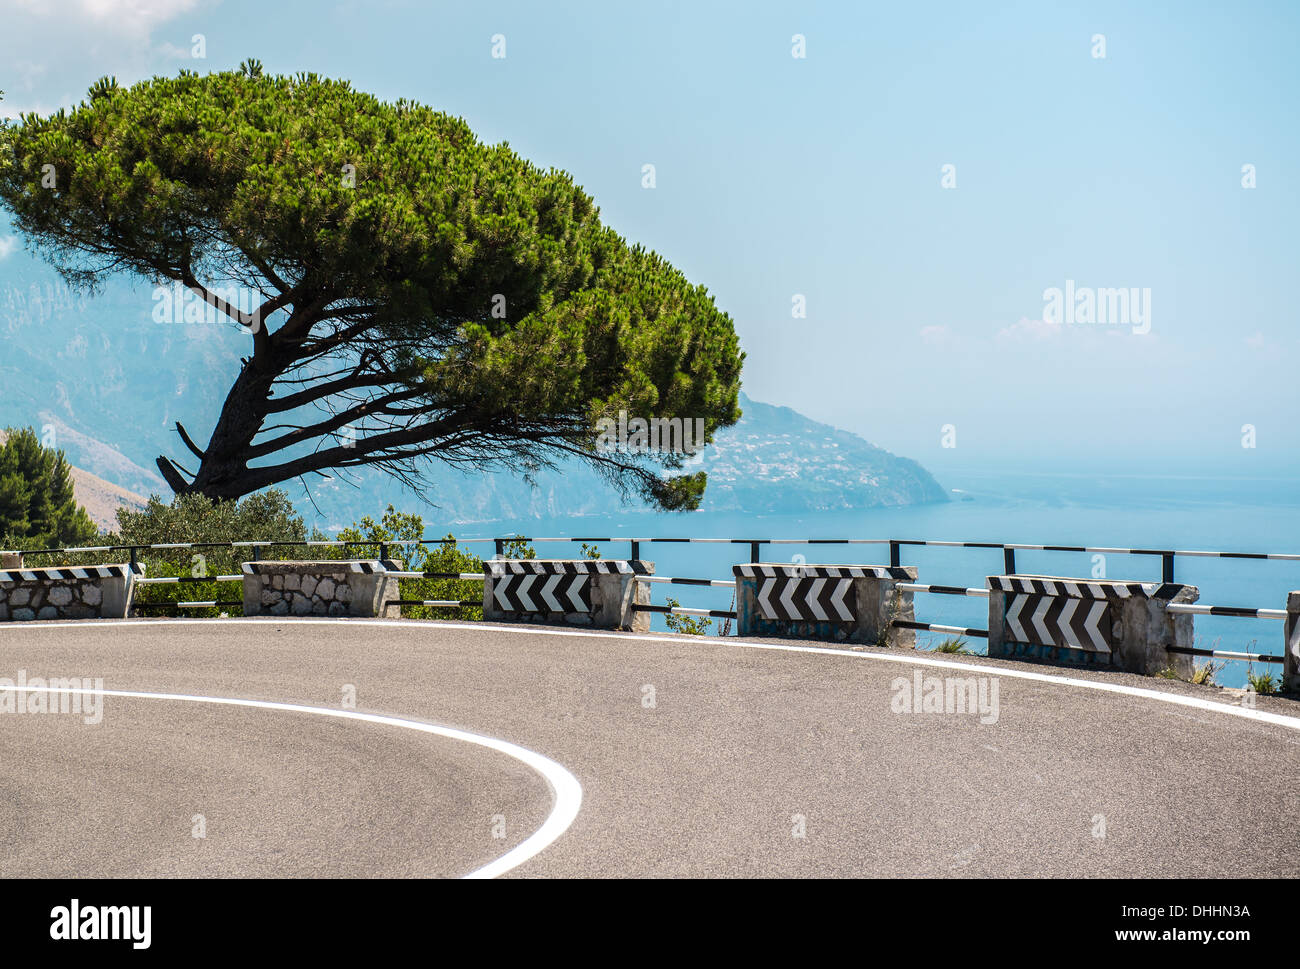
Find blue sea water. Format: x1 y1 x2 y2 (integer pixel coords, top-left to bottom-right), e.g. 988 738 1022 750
435 469 1300 689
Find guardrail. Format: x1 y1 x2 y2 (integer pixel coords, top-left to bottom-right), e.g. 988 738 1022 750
380 570 486 613
4 534 1295 669
11 533 1300 586
130 572 243 614
501 537 1295 666
630 575 737 623
893 620 990 639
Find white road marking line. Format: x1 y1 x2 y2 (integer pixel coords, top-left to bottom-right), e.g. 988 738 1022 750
0 680 582 880
5 617 1300 733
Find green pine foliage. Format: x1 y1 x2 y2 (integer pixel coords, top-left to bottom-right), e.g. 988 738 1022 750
0 427 98 550
0 68 744 507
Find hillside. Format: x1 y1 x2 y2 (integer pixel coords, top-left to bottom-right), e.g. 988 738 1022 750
66 465 148 529
696 394 949 512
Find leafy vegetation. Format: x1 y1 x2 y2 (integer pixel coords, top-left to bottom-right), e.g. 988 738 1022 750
499 538 537 560
1246 668 1279 696
323 505 483 621
1190 661 1222 686
662 596 712 635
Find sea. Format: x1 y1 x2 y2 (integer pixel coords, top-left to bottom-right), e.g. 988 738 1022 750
430 469 1300 690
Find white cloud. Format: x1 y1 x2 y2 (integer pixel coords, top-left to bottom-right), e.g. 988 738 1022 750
0 0 209 115
0 237 18 260
1 97 74 121
997 317 1063 342
6 0 201 33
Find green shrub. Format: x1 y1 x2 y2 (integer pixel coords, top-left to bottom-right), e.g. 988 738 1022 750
108 490 309 574
329 507 484 621
128 559 243 618
396 533 484 622
663 596 712 635
1246 669 1279 696
499 537 537 560
1190 661 1222 686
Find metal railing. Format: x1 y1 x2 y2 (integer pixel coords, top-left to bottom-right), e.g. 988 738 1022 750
3 535 1295 663
630 574 737 621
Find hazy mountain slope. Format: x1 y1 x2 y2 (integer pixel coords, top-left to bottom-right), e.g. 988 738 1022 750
697 394 949 512
0 250 946 525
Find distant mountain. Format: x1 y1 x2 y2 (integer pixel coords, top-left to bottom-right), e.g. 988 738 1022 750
695 393 948 512
0 248 946 526
291 393 949 524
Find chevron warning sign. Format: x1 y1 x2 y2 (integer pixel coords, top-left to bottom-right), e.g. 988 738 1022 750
1005 593 1112 653
757 576 856 623
493 572 590 613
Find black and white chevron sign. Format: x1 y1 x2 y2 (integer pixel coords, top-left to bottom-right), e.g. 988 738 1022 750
485 559 650 614
757 576 856 623
492 572 590 613
1004 593 1113 653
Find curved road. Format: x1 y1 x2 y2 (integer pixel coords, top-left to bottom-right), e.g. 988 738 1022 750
1 617 1297 878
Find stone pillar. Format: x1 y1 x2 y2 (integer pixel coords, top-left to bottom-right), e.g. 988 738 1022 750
987 575 1199 676
241 561 402 618
732 563 916 647
483 560 652 631
1285 592 1300 693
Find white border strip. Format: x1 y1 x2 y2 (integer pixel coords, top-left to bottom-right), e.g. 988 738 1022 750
0 681 582 879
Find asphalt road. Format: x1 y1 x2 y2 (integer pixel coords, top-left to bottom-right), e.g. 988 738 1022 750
0 617 1297 878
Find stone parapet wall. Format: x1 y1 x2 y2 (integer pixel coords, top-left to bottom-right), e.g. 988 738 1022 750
0 564 138 621
241 560 402 618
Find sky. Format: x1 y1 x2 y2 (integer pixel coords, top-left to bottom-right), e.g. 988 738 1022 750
1 0 1297 480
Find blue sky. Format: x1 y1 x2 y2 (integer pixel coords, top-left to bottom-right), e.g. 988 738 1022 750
2 0 1297 478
